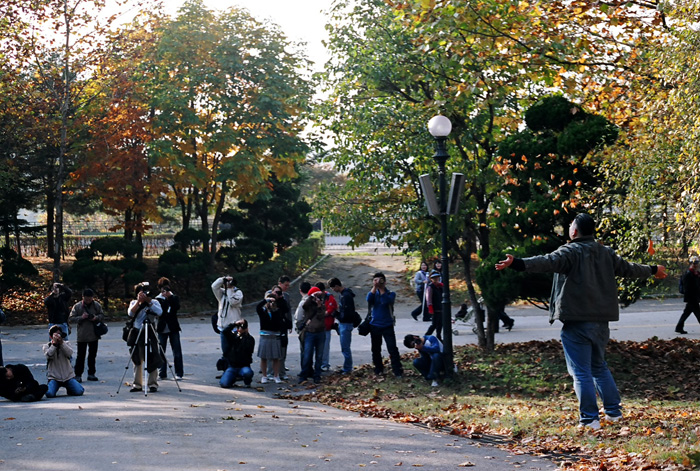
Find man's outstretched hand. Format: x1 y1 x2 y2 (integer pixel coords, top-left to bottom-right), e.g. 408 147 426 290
655 265 667 279
495 254 514 271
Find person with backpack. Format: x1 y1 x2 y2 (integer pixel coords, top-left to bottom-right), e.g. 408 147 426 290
675 256 700 334
328 277 356 374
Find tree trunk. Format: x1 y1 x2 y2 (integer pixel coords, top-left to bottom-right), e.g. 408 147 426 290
46 191 55 258
209 181 228 266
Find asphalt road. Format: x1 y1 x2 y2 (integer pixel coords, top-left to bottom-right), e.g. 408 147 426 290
0 297 689 471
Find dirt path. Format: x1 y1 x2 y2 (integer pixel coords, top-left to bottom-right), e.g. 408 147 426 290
295 253 415 309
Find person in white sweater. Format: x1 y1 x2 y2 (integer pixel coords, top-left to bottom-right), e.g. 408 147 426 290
212 276 244 366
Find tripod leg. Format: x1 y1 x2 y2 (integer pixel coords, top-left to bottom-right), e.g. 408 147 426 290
149 323 182 392
144 321 149 397
116 325 144 394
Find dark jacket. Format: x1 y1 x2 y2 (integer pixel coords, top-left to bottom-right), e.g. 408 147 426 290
515 235 654 323
256 298 290 332
682 269 700 304
0 364 45 402
336 288 357 324
222 326 255 368
300 297 326 333
156 294 182 334
44 287 73 324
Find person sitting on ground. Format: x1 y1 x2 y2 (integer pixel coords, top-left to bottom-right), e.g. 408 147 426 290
220 319 255 388
0 364 48 402
404 334 444 387
43 325 84 398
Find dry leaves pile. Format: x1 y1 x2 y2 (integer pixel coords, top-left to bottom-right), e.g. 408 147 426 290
285 339 700 471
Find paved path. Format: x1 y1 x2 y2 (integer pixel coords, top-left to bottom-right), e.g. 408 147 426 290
0 298 689 471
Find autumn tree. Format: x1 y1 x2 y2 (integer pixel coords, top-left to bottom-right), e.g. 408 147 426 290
315 0 667 350
144 0 312 265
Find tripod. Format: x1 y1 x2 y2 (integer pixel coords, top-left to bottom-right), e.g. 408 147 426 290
117 316 182 396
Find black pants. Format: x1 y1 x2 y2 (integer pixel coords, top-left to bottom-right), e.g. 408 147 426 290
74 340 99 377
425 311 443 340
677 302 700 330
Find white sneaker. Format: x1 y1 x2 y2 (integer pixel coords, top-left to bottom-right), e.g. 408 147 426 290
260 376 269 384
604 414 622 422
578 420 601 430
273 376 283 384
431 380 439 387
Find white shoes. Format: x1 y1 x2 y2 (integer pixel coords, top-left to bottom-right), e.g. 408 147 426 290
605 414 622 422
431 380 439 387
578 420 601 430
260 376 269 384
273 376 283 384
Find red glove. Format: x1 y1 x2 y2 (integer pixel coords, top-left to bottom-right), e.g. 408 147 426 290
428 305 434 315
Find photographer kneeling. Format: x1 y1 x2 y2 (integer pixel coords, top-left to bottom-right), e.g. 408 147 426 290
220 319 255 388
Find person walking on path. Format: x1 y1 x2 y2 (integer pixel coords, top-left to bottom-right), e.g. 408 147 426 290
495 213 667 429
68 288 105 383
43 325 84 398
410 262 429 321
328 277 356 374
675 257 700 334
367 272 403 378
423 270 444 341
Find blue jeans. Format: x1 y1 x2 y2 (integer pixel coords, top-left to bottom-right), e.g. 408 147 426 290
300 331 324 381
560 321 621 424
158 331 184 378
220 366 253 387
413 351 444 380
322 330 331 368
338 323 353 373
46 378 84 398
369 324 403 376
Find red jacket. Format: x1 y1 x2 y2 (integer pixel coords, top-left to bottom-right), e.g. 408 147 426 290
323 292 338 330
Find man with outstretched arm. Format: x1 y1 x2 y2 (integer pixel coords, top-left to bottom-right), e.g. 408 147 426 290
495 213 666 430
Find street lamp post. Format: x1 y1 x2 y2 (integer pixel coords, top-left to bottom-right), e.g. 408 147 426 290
427 115 453 376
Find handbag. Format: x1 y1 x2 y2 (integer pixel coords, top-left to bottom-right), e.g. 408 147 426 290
94 321 108 338
352 310 362 328
357 303 372 336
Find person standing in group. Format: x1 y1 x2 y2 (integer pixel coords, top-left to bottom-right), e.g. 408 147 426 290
220 319 255 388
298 287 326 384
43 325 84 398
156 277 183 380
211 276 244 367
367 272 403 378
315 282 338 372
328 277 356 374
496 213 666 429
45 282 72 338
410 261 429 321
424 270 444 341
675 257 700 335
277 276 293 379
256 286 289 384
294 281 312 364
68 289 105 383
127 283 163 393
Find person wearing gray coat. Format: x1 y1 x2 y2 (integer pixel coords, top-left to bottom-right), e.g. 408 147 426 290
496 213 666 429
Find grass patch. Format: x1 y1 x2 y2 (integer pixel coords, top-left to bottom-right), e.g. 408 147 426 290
293 339 700 470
